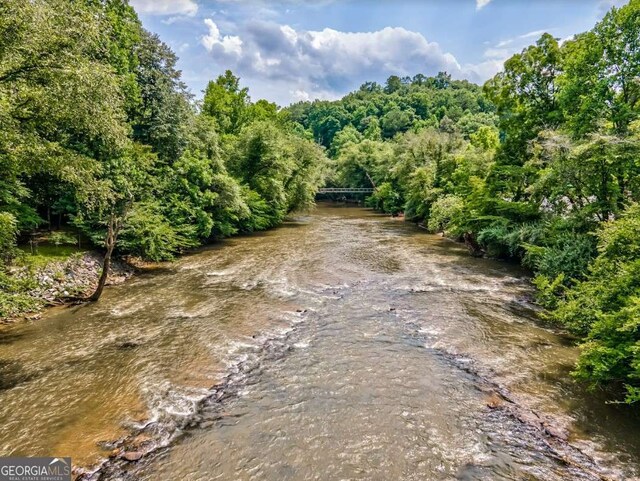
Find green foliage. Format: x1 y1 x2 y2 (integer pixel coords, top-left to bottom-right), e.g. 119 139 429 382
0 0 328 317
132 30 192 162
237 188 274 233
202 70 250 136
284 71 494 155
523 231 595 282
469 126 499 150
17 245 85 269
484 33 563 169
330 125 362 157
381 109 414 138
427 195 464 235
0 269 40 319
0 211 39 317
0 0 129 231
367 182 403 215
229 120 328 227
530 131 640 222
552 205 640 401
476 221 518 258
559 1 640 137
49 232 78 247
532 274 566 310
0 212 18 264
119 201 198 261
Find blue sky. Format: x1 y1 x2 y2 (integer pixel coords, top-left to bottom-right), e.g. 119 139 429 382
130 0 627 105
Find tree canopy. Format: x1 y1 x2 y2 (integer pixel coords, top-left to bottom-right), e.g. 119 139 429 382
0 0 328 307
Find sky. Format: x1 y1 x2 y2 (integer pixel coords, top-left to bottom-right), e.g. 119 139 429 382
130 0 628 106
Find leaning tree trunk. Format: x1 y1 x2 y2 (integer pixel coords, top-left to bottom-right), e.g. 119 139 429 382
88 213 120 302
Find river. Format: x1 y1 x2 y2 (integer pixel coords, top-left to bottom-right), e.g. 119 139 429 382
0 204 639 480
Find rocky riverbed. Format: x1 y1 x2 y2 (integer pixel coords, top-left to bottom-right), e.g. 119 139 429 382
2 206 639 479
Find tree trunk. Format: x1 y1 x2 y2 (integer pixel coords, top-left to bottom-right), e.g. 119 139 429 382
364 170 377 190
463 232 484 258
88 213 119 302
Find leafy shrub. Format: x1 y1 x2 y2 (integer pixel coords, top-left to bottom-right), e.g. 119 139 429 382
0 212 18 264
367 182 404 215
551 205 640 402
0 269 40 319
237 188 275 232
476 220 542 259
118 202 199 261
49 231 78 247
523 231 596 282
427 195 464 235
532 273 565 310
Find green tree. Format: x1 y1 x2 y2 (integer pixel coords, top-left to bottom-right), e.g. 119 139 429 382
552 205 640 403
0 0 129 230
330 125 363 157
132 30 193 163
484 33 563 204
202 70 250 135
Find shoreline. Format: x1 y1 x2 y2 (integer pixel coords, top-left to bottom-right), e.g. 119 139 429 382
1 208 515 327
1 251 136 325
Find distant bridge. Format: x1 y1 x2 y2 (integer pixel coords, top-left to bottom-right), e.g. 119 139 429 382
317 188 375 194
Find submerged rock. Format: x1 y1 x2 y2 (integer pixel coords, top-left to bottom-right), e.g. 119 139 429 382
485 392 504 409
122 451 143 462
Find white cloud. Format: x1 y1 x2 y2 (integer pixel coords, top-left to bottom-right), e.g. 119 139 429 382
520 29 548 40
483 47 510 59
476 0 492 10
200 21 479 103
495 29 549 48
291 89 311 102
463 59 504 81
483 28 553 70
202 19 243 56
130 0 198 16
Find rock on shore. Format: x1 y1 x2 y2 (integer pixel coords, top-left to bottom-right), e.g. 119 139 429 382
8 252 135 320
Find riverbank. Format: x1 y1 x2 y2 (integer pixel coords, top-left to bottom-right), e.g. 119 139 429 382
0 207 519 326
1 251 135 324
1 204 377 325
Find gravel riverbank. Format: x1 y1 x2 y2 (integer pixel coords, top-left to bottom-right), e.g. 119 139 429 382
3 252 135 323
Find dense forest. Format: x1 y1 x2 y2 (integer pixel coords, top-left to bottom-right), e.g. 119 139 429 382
1 0 639 404
0 1 328 309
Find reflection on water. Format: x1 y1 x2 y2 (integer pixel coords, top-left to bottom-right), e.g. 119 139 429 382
0 204 638 479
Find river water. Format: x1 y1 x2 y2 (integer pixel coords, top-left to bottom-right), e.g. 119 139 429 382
1 204 639 480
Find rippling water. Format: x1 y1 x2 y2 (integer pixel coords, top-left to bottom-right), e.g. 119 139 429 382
1 204 639 480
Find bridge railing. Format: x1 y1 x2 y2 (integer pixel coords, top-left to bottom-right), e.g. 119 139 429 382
317 188 375 194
